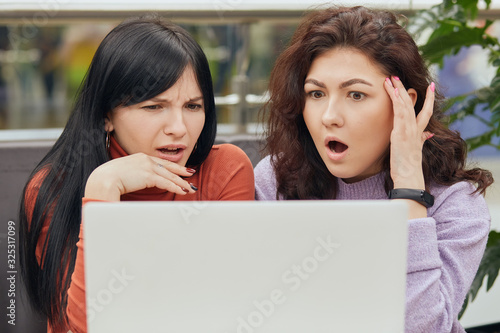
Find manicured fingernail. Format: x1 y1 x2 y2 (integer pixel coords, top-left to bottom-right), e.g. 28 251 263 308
427 133 435 140
186 168 196 174
394 76 400 81
190 183 198 191
182 187 189 193
430 82 435 92
386 77 393 87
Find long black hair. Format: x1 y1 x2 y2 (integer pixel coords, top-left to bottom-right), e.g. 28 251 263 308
19 15 216 330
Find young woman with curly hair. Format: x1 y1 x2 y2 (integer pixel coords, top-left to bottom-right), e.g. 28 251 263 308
255 6 493 332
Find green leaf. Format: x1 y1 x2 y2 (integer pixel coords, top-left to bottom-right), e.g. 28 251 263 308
421 25 496 65
427 20 460 42
458 295 469 319
484 231 500 290
459 231 500 318
489 96 500 113
442 94 469 113
465 130 496 151
487 267 499 291
457 0 480 18
446 94 486 125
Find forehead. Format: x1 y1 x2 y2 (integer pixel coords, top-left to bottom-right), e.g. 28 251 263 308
159 65 201 95
307 47 386 79
173 65 198 85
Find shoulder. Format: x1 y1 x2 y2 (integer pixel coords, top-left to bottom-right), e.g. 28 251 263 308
254 155 274 179
198 144 254 183
30 167 50 186
24 166 52 224
196 144 255 200
254 155 278 200
429 181 489 216
25 167 50 201
203 144 253 169
428 181 490 230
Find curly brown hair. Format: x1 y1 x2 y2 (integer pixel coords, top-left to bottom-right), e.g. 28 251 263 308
264 6 493 199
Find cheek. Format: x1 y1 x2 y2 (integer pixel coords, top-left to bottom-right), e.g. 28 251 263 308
366 114 393 151
369 98 393 135
189 113 206 138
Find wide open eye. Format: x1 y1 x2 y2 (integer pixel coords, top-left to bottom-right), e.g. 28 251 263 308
308 91 325 99
348 91 365 101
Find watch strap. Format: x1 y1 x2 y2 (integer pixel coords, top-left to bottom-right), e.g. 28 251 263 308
388 188 434 208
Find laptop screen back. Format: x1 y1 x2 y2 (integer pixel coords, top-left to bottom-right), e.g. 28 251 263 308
83 200 408 333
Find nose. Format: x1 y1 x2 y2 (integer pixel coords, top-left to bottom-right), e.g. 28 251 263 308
163 108 187 138
321 100 344 127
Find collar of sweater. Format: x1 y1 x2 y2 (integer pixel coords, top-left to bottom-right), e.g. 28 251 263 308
336 173 388 200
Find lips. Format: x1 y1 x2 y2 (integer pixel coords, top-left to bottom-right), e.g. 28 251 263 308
159 147 182 155
157 145 186 163
324 137 348 161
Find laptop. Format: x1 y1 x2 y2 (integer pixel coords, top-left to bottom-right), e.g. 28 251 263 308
83 200 408 333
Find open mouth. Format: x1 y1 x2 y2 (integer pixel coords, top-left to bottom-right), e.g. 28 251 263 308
159 148 183 155
328 140 348 154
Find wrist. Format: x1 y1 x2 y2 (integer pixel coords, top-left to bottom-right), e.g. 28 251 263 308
85 172 121 201
393 176 425 190
400 199 428 219
392 168 425 190
388 188 434 208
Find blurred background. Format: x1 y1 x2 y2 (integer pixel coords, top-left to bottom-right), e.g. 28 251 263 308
0 0 309 134
0 0 498 157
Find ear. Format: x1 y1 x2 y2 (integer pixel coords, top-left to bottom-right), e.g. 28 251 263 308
104 114 114 132
407 88 418 107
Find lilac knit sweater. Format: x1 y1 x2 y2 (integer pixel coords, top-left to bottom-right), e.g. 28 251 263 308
254 156 490 333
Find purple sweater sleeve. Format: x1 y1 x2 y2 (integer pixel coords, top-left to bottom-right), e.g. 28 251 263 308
406 182 490 333
254 156 491 332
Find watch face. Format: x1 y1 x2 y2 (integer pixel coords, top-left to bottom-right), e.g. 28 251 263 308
422 191 435 207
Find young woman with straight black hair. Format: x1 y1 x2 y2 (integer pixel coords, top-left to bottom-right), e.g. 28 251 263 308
20 15 254 332
255 6 493 332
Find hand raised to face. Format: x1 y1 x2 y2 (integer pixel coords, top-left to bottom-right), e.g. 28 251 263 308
84 153 198 201
383 76 435 191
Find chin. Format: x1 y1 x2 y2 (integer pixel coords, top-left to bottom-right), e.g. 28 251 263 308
325 167 346 179
325 166 356 180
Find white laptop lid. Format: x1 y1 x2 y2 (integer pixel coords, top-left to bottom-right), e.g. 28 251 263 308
83 200 408 333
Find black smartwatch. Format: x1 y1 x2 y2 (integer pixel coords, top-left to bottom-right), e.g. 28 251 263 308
388 188 434 208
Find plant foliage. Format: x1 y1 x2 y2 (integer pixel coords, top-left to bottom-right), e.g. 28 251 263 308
409 0 500 318
459 230 500 318
409 0 500 151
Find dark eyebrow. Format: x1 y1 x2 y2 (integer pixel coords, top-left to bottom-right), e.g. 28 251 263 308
339 78 373 89
304 78 373 89
189 96 204 102
304 78 326 89
150 96 204 103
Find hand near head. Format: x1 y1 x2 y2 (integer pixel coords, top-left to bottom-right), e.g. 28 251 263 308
84 154 197 201
384 76 435 189
384 77 434 219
